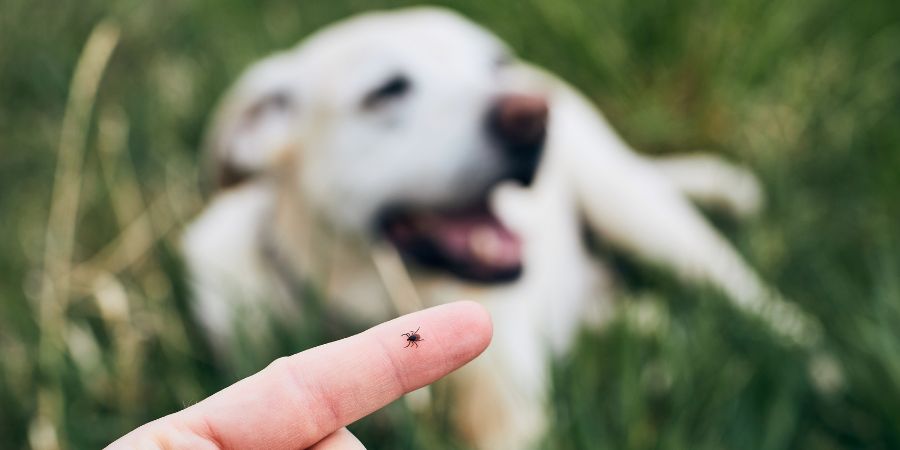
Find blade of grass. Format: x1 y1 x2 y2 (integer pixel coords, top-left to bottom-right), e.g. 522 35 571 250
33 20 119 450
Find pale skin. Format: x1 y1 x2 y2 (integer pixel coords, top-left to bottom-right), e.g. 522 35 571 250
105 301 493 450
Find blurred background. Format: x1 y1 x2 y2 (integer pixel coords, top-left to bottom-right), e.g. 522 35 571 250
1 0 899 448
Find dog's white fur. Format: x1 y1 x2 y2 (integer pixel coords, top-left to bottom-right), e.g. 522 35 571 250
182 7 820 448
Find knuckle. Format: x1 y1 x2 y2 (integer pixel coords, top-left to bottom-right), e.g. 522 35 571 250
266 355 338 443
127 421 222 450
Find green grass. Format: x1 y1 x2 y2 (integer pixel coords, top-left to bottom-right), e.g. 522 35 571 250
1 0 899 448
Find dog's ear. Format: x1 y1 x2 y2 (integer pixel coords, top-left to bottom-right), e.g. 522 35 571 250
204 53 300 189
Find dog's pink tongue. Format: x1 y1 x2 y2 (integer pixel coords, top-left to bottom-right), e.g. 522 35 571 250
433 214 522 270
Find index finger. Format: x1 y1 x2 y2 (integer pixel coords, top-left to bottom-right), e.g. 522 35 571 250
112 300 492 449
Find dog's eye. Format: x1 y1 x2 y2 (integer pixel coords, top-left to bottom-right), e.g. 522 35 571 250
362 74 411 109
265 91 293 111
494 53 515 69
247 90 294 122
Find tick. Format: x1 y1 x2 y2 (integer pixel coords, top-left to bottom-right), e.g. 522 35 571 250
402 327 424 348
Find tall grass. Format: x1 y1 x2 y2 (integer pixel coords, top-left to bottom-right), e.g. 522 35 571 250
1 0 898 448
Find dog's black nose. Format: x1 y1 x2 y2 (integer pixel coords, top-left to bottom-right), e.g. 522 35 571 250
488 94 547 185
489 94 548 151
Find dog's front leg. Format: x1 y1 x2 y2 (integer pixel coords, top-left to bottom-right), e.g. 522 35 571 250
651 153 764 220
547 84 821 346
450 167 607 449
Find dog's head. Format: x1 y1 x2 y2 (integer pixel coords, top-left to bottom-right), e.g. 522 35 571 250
207 8 547 283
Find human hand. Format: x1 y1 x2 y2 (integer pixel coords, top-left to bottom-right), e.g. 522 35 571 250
106 301 492 449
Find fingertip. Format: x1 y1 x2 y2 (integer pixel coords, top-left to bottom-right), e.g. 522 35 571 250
453 300 493 353
384 300 493 386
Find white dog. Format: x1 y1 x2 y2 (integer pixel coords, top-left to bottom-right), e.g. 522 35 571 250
182 7 820 448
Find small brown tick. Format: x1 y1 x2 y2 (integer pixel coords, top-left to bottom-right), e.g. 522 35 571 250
402 327 424 348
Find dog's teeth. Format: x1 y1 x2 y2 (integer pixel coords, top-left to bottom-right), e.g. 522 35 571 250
469 226 503 263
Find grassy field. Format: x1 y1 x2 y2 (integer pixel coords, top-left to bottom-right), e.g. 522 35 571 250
1 0 899 448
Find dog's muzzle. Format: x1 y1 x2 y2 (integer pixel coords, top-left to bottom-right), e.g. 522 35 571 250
377 94 549 284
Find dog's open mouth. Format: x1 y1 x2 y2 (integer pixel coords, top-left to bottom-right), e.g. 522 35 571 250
379 202 522 283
